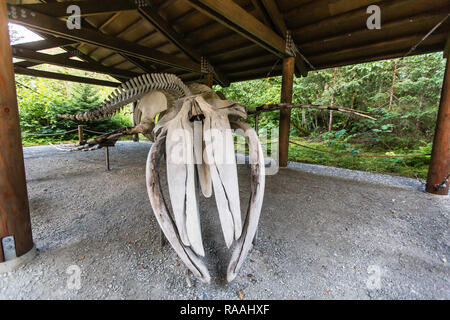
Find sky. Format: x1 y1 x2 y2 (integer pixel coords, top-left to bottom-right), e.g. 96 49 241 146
8 22 42 45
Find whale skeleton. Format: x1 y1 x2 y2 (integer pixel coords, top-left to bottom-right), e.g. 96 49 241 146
57 73 265 284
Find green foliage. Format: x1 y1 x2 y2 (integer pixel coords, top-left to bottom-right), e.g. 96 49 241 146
16 75 132 144
217 53 445 179
15 47 445 179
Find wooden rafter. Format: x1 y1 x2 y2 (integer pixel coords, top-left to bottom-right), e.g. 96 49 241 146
186 0 285 55
257 0 307 76
14 66 120 87
134 1 229 86
12 47 140 79
14 51 73 68
185 0 308 76
444 31 450 58
7 4 201 73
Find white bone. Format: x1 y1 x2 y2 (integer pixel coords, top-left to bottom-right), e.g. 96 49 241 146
227 121 265 283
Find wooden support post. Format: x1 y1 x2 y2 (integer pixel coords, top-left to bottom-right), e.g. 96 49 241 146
204 73 214 88
279 57 295 168
132 102 139 142
426 57 450 195
78 125 84 144
0 2 35 269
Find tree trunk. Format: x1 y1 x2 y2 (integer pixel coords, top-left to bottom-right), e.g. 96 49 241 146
389 59 398 111
328 67 337 133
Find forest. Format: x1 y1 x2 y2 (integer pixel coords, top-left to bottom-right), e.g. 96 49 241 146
10 25 446 180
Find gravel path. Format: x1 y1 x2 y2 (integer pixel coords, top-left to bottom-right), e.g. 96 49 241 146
1 141 448 300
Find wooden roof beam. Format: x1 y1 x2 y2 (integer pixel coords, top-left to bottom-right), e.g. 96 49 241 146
134 1 229 86
12 47 140 79
7 4 201 73
310 33 447 65
14 51 73 69
18 0 136 18
14 66 120 87
258 0 307 76
315 44 444 70
185 0 308 76
444 31 450 58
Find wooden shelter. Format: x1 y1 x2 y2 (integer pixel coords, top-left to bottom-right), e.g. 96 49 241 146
1 0 449 269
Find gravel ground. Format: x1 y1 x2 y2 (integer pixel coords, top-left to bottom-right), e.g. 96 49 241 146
0 141 448 300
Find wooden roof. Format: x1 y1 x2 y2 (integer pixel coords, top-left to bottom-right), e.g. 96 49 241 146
7 0 450 87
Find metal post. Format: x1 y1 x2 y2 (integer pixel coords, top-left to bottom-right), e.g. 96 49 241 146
426 57 450 195
0 2 36 272
105 146 110 171
132 102 139 142
204 73 214 88
279 57 295 168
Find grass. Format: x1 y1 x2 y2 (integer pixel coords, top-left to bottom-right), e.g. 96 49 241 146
288 137 430 179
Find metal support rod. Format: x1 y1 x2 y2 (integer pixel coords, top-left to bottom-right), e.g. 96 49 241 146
78 125 84 144
204 73 214 88
0 1 35 265
132 102 139 142
426 56 450 195
105 146 110 171
279 57 295 168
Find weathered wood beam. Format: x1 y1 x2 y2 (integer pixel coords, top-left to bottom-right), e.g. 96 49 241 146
0 1 35 267
444 31 450 58
14 66 120 87
14 51 73 68
12 47 139 79
250 0 273 28
259 0 307 76
186 0 308 75
426 54 450 195
299 11 450 56
7 4 201 73
279 57 295 168
292 0 450 44
310 33 447 65
12 38 76 51
18 0 136 18
135 1 229 86
260 0 287 38
314 44 444 70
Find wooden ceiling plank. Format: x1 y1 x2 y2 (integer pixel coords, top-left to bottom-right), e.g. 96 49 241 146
135 1 229 86
292 0 450 44
14 66 120 87
18 0 136 18
7 4 201 73
311 33 446 64
185 0 286 57
250 0 273 27
315 44 444 70
300 11 450 56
